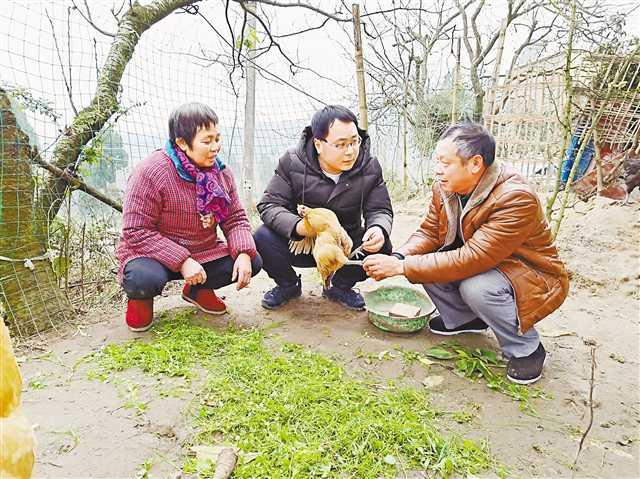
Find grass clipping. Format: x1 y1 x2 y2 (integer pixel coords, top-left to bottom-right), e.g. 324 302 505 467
90 311 496 478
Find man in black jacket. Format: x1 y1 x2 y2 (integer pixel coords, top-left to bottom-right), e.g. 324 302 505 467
254 105 393 310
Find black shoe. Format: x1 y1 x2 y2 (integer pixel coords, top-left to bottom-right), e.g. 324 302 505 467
506 343 546 385
322 286 365 311
428 316 489 336
261 276 302 309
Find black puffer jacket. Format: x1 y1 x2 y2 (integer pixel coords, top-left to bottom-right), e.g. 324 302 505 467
257 127 393 239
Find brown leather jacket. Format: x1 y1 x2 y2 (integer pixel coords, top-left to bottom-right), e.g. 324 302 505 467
397 162 569 333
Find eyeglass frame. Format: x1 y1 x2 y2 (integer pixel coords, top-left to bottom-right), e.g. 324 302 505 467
318 136 362 152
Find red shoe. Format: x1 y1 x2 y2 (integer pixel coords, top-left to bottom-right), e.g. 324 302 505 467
182 284 227 315
126 298 154 332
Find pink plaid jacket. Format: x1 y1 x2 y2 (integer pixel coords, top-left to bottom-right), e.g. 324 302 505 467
116 150 256 282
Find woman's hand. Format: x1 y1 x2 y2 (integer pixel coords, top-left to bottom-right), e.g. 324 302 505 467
232 253 253 290
181 257 207 285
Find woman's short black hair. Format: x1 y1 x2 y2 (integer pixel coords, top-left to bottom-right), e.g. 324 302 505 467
439 122 496 167
311 105 359 140
168 102 219 147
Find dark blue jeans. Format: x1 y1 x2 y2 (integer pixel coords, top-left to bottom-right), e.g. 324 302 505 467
253 224 392 290
123 255 263 299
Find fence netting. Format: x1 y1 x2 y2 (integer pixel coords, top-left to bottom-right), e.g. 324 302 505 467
1 1 428 340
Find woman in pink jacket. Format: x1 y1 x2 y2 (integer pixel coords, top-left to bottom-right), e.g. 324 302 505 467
117 103 261 331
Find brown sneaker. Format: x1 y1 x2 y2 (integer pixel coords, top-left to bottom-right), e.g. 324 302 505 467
182 284 227 315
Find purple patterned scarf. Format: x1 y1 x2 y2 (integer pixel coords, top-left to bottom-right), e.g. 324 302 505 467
173 142 231 224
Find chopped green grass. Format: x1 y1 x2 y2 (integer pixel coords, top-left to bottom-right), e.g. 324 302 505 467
89 310 498 478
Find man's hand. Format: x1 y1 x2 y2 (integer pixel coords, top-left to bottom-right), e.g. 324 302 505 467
181 257 207 285
361 226 385 253
232 253 252 290
295 220 309 237
363 254 404 281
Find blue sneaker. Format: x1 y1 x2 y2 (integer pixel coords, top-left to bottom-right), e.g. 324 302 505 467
322 286 365 311
261 276 302 309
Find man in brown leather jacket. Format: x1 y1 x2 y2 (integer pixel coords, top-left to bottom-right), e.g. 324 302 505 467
363 123 569 384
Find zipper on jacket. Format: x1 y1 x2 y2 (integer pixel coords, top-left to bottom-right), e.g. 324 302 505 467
458 196 465 243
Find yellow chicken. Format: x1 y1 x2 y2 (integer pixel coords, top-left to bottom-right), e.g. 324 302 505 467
1 322 35 479
289 205 353 287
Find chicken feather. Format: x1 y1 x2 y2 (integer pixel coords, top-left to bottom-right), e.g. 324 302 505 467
288 205 353 287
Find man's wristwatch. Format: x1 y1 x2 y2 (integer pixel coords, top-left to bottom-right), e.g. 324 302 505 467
391 252 405 260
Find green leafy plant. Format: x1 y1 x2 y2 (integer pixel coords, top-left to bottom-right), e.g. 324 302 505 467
424 342 549 415
235 27 259 50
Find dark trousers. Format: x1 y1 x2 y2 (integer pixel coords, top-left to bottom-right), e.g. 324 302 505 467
253 224 392 290
122 255 263 300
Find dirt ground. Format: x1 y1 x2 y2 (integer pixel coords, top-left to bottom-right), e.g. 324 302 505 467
16 198 640 478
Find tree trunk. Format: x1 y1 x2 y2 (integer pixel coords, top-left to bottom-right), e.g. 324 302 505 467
472 84 485 122
0 90 73 338
470 64 485 122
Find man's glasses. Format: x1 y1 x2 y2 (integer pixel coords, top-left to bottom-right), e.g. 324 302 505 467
320 136 362 152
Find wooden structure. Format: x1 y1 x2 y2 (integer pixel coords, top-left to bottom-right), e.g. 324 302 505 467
485 49 640 185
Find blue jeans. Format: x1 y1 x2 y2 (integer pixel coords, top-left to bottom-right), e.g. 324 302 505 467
423 268 540 359
253 224 392 290
122 255 263 299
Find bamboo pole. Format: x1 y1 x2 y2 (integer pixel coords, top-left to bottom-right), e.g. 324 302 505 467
403 86 408 195
593 128 603 195
242 0 257 211
352 4 368 129
451 38 461 124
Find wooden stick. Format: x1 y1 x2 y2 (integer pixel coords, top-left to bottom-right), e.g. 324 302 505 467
352 4 368 129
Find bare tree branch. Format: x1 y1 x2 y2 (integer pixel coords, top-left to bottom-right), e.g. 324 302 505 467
70 0 116 37
237 0 301 75
274 17 330 38
45 9 78 116
234 0 350 21
196 8 330 103
32 155 122 212
225 0 240 79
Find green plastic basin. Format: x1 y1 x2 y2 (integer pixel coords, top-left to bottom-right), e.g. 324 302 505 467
363 285 436 333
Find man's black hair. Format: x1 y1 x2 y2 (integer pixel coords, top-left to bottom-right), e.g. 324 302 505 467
311 105 358 140
169 102 219 147
439 122 496 167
